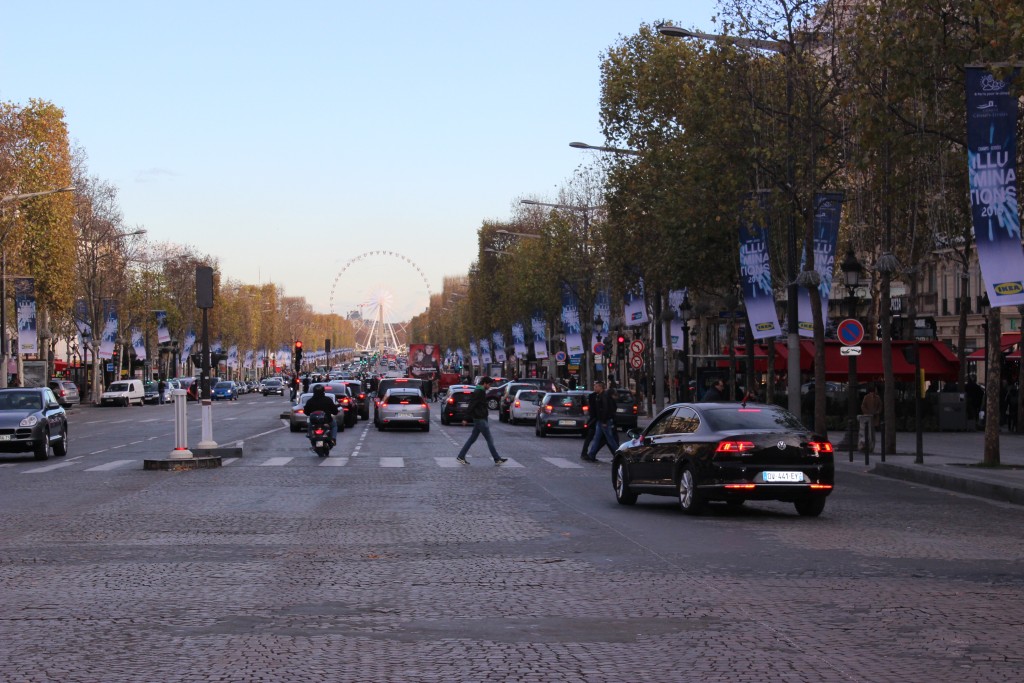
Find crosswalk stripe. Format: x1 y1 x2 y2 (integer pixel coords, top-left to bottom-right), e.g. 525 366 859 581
319 458 349 466
23 461 78 473
85 460 135 472
221 458 240 465
543 457 584 469
260 457 293 466
379 457 404 467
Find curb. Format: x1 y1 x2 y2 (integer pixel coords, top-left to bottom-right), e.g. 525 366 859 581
871 462 1024 506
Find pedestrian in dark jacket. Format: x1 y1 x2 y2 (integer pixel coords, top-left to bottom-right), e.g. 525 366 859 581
584 381 619 461
456 376 507 465
702 379 727 401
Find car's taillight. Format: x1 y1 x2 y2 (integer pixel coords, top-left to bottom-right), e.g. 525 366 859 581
514 400 521 408
544 405 552 414
582 405 589 413
358 393 366 399
400 400 410 404
808 442 833 455
715 441 755 454
447 397 454 405
297 409 304 415
632 404 637 414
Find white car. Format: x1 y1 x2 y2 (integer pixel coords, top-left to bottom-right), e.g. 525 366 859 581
100 379 145 406
508 389 545 425
376 388 429 432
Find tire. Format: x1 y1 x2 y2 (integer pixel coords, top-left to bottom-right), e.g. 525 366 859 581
34 429 50 460
52 425 68 457
290 423 300 432
794 495 827 517
613 460 637 505
677 466 704 515
422 424 430 432
487 398 498 410
538 424 547 438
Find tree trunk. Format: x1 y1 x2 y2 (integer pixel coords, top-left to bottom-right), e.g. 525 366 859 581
1017 305 1024 435
984 306 1001 466
880 270 896 452
810 285 827 437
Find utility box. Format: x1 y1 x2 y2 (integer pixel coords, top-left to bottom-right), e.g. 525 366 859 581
937 393 967 431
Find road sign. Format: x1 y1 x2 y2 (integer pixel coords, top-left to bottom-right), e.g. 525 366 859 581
630 339 645 355
554 351 566 362
629 354 644 369
837 318 865 346
593 342 605 355
840 346 862 356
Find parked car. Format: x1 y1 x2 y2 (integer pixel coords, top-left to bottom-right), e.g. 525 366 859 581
0 387 69 460
289 392 343 433
376 387 429 432
211 381 238 401
609 388 639 432
612 402 835 516
535 392 588 437
508 389 545 425
440 385 475 425
48 380 80 409
100 379 145 407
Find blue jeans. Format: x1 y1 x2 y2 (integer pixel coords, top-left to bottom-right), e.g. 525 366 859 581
587 419 619 459
458 419 502 462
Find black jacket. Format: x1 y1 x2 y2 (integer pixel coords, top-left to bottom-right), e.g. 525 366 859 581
303 394 339 417
590 390 617 422
467 385 490 420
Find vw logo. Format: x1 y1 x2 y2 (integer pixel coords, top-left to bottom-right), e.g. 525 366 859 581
777 440 786 450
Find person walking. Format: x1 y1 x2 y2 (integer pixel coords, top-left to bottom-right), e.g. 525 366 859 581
584 380 619 462
456 376 507 465
702 379 727 402
861 384 882 430
157 378 167 405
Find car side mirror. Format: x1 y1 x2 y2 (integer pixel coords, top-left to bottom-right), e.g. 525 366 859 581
48 402 61 410
626 429 640 441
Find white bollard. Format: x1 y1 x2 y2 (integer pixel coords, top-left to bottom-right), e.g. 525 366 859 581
169 389 193 458
197 398 218 450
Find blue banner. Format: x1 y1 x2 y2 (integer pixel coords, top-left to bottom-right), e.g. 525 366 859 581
967 67 1024 306
739 202 782 340
561 283 584 356
797 192 844 337
492 331 506 363
131 328 146 362
479 338 492 366
668 289 688 351
14 278 37 355
624 280 648 326
531 312 548 360
155 310 171 344
99 299 118 360
469 338 479 369
511 322 527 358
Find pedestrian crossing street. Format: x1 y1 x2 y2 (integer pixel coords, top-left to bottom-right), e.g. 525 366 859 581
5 455 598 474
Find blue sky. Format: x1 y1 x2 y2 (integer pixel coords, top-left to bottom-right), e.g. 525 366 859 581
1 1 718 321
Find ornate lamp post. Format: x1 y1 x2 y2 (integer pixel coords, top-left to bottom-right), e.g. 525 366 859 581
840 247 862 460
679 292 693 401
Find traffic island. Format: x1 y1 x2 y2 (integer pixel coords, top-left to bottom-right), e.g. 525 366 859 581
144 455 222 471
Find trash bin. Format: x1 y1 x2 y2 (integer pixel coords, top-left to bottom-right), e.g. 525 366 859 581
937 393 967 431
857 415 875 453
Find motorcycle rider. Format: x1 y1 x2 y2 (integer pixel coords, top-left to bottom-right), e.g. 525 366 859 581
303 384 339 446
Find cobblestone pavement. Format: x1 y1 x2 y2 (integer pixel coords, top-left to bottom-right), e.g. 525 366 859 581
1 401 1022 682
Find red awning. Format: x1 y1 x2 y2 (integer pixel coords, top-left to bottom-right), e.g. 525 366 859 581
722 340 960 382
966 332 1022 360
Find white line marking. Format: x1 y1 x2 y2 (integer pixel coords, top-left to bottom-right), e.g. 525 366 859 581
320 458 349 466
111 444 127 450
90 449 109 455
221 458 240 465
85 460 135 472
23 461 77 473
129 440 144 445
259 457 293 466
379 457 404 467
543 457 584 469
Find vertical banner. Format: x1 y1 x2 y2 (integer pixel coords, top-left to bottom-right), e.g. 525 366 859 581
492 331 507 363
155 310 171 344
966 67 1024 306
531 312 549 360
511 322 528 358
668 289 688 352
227 345 239 369
99 299 119 360
591 290 611 351
561 283 584 356
479 338 492 366
456 347 465 370
245 350 254 370
469 339 479 369
739 202 782 340
212 340 223 354
131 328 146 362
182 329 197 361
73 298 92 348
14 278 37 355
624 280 649 326
797 192 844 337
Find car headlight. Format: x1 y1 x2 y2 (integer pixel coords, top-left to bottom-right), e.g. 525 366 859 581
20 415 38 427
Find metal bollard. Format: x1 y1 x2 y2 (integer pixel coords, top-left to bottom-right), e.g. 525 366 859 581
169 389 193 458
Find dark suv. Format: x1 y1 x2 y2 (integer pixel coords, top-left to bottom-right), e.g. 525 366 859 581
609 388 639 431
440 385 475 425
339 380 369 420
498 379 558 422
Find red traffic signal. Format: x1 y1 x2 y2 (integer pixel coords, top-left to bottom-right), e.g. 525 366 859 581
294 340 303 349
617 335 626 344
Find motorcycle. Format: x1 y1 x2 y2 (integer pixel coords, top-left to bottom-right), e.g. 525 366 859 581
307 411 334 457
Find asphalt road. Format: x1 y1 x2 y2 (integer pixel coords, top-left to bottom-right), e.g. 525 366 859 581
1 393 1022 682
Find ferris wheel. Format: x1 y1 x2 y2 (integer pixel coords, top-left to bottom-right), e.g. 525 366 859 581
329 251 432 354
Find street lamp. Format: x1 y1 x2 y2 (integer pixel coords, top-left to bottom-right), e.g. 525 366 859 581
496 229 542 240
678 292 693 401
840 246 862 461
569 141 642 156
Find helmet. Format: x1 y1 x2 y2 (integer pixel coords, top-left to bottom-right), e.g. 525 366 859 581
313 384 326 396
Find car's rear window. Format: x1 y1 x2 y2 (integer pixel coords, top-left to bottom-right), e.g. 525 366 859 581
702 406 805 432
387 394 423 405
548 395 584 410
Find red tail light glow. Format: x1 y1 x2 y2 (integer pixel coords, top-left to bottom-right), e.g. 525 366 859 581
399 400 410 404
808 442 834 454
724 484 756 490
582 405 589 413
544 405 553 414
447 397 454 405
716 441 755 453
514 400 521 408
810 484 833 491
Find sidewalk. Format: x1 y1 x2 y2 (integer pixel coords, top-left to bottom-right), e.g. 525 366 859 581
835 429 1024 506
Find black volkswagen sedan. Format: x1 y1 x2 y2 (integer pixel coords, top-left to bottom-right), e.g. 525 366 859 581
0 387 69 460
612 402 834 516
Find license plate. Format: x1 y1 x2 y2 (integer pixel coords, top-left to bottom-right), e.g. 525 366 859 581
764 471 803 482
616 407 626 413
0 434 11 441
558 419 576 426
315 440 325 447
457 403 468 408
396 413 412 418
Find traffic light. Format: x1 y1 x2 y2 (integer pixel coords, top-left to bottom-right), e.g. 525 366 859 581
293 340 303 370
325 338 331 356
617 333 626 360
